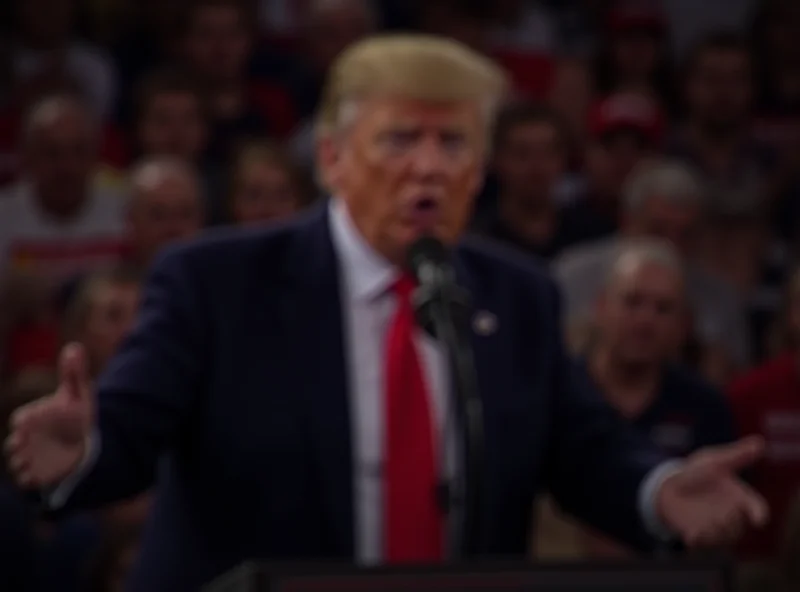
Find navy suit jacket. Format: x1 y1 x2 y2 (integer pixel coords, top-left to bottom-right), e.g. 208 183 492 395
62 204 667 591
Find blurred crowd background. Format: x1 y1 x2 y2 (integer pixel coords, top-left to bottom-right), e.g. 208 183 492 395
3 0 800 590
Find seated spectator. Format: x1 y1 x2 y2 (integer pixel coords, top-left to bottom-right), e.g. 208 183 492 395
124 157 204 273
557 91 663 248
477 102 571 259
133 69 208 166
555 158 749 384
61 267 142 380
287 0 377 167
0 94 128 378
728 267 800 561
179 0 297 165
669 32 777 212
695 189 789 364
229 141 311 227
7 0 117 121
541 240 736 558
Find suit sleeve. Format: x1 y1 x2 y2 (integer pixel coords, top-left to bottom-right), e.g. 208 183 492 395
542 281 669 552
59 248 210 509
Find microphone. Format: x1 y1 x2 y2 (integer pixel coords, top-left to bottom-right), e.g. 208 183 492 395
406 237 469 338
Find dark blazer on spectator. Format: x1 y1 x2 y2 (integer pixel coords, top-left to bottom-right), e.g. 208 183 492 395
57 202 667 591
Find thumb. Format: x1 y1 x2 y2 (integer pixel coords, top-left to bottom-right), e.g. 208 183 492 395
697 435 765 473
58 343 90 403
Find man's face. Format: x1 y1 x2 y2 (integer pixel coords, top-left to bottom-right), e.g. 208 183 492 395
598 260 686 366
686 49 753 132
320 97 485 262
128 174 203 264
82 281 141 373
138 92 207 160
24 111 95 214
494 121 566 205
585 130 650 199
183 5 251 83
623 196 701 256
232 161 301 226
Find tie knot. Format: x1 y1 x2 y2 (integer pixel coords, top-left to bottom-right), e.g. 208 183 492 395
392 274 417 300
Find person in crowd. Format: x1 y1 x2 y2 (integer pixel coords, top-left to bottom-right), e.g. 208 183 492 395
5 35 768 592
554 158 749 385
287 0 378 167
728 268 800 561
0 94 128 379
61 267 142 381
178 0 297 164
7 0 117 121
133 69 209 167
478 102 571 259
569 240 737 557
670 32 776 213
595 0 676 110
229 141 311 227
546 57 594 178
124 157 204 273
557 91 663 248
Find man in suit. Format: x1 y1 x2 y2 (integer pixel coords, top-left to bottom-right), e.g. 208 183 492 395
5 35 767 592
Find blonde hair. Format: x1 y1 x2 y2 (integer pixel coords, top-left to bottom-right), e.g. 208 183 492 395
315 34 509 139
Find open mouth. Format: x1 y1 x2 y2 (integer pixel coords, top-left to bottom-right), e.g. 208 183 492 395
409 197 441 231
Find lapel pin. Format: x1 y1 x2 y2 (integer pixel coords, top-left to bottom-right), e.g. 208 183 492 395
472 310 497 336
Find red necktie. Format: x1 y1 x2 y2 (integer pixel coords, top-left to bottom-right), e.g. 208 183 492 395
383 274 445 563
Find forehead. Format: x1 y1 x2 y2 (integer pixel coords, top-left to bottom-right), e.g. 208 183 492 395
355 96 484 130
612 260 682 295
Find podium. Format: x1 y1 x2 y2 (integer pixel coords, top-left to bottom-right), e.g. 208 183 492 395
204 560 732 592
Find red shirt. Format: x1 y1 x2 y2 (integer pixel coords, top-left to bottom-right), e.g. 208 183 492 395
728 353 800 559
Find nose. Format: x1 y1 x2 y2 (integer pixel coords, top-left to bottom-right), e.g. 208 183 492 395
409 137 450 180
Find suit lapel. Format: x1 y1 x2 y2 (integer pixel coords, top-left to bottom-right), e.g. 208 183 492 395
282 204 354 557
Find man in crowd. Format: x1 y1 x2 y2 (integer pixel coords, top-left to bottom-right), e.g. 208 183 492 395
124 157 204 273
571 241 737 555
6 35 768 592
554 158 749 383
478 102 571 260
557 91 663 248
729 267 800 560
0 94 128 377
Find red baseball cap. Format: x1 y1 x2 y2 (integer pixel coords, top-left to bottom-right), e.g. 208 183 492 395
608 0 667 33
587 92 665 145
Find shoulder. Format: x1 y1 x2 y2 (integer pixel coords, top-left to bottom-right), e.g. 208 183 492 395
729 354 797 400
156 207 321 283
456 235 560 311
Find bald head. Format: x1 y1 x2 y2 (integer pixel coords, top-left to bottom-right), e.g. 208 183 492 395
127 157 203 266
23 95 98 217
597 240 687 366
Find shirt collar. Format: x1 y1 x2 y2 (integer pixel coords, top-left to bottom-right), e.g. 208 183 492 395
328 198 397 302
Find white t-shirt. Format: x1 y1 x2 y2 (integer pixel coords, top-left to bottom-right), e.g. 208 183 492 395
0 175 129 283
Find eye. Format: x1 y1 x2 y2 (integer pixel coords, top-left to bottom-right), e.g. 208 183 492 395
440 131 467 153
380 129 419 151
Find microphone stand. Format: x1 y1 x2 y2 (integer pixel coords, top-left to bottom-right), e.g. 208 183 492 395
413 281 485 561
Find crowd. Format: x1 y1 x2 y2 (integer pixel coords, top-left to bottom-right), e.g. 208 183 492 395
2 0 800 590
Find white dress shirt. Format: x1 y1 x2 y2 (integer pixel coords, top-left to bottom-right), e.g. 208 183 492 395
50 198 679 558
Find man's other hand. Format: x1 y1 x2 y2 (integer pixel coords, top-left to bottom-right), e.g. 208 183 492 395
656 435 769 547
3 343 94 488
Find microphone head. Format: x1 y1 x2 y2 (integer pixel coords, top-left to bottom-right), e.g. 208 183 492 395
406 236 448 280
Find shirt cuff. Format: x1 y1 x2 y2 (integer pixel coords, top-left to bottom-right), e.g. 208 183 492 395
638 459 685 542
46 429 101 509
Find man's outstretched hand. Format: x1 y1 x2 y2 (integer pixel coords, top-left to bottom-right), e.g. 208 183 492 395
3 343 94 489
656 435 769 547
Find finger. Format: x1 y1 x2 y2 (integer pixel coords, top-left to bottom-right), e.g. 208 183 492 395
734 482 770 527
58 343 90 402
697 435 765 473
